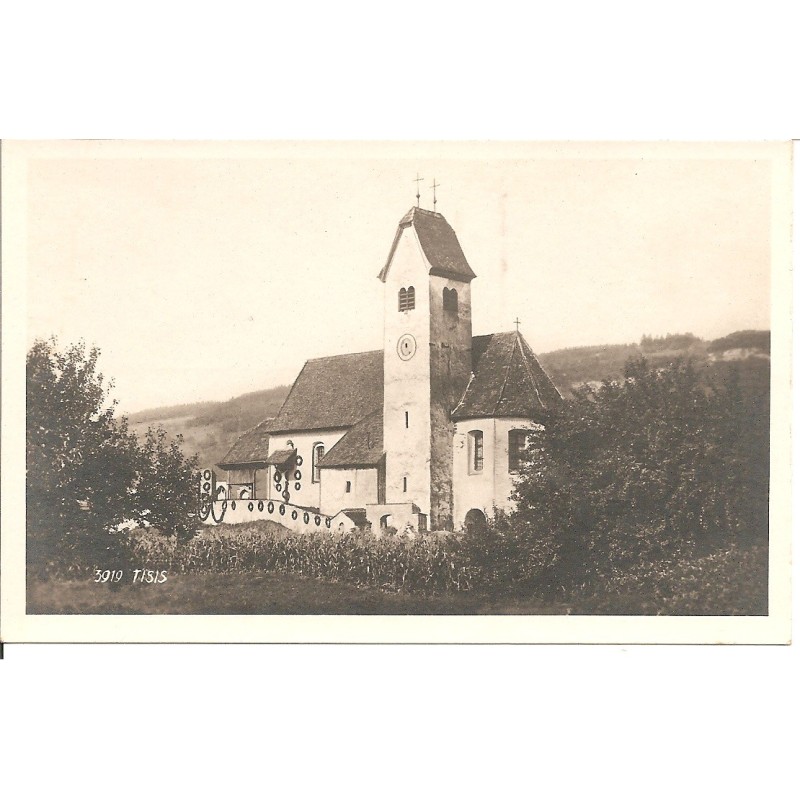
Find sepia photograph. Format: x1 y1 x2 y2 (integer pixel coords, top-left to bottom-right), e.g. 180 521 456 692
3 8 798 800
1 139 792 643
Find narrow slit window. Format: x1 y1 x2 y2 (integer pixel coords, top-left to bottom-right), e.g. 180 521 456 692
405 410 409 429
469 430 484 473
312 442 324 483
443 287 458 314
345 480 352 493
508 430 529 473
403 476 408 493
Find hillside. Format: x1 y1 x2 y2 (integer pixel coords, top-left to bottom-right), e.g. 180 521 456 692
538 331 768 398
129 400 219 425
129 330 769 468
129 386 290 467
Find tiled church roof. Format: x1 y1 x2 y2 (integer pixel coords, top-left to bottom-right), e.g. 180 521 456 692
378 207 477 283
217 419 272 468
264 350 383 434
452 332 563 421
318 409 384 468
220 334 561 467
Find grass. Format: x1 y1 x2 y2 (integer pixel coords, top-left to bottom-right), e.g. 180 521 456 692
27 572 574 615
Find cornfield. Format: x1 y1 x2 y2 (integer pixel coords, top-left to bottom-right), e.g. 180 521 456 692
45 521 478 593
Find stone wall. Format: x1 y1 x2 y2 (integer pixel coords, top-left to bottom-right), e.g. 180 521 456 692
428 275 473 530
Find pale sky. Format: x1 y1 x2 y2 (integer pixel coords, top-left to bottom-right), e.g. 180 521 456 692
24 142 776 413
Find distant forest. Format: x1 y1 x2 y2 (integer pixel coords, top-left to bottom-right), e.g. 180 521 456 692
706 329 770 354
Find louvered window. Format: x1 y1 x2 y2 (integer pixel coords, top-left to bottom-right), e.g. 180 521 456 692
398 286 415 311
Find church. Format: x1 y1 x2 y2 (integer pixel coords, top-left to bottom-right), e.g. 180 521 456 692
210 201 562 532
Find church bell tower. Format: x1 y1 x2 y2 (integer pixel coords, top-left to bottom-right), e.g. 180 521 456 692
377 204 476 530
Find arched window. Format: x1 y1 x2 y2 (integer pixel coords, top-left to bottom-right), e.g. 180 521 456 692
443 287 458 314
312 442 324 483
398 286 415 311
508 430 529 473
469 430 484 473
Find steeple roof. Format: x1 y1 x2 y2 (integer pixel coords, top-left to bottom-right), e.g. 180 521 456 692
452 331 563 421
378 207 477 283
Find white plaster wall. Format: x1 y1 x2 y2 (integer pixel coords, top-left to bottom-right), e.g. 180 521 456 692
382 226 432 516
452 418 543 529
319 467 379 515
202 497 340 532
262 429 346 510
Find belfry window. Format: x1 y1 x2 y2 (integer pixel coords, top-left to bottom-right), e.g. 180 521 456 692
398 286 415 311
443 287 458 314
312 442 324 483
508 430 529 473
469 430 484 473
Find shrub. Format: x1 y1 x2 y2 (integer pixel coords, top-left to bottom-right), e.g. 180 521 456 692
562 541 768 615
134 427 199 541
511 357 769 591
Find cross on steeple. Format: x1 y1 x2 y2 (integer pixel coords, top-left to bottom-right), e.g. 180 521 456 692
413 173 424 207
431 178 439 211
514 317 521 333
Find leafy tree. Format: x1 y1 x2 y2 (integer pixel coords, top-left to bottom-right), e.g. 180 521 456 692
510 357 768 589
27 338 200 567
27 339 140 557
135 427 199 541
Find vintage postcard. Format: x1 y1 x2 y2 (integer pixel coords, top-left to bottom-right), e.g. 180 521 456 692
1 140 792 643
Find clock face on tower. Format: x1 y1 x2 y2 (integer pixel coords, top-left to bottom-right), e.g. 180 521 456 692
397 333 417 361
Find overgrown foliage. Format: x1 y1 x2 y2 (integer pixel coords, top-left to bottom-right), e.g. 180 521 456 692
510 357 769 594
27 338 199 568
135 427 199 541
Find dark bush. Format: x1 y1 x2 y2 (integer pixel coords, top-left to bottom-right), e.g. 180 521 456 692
510 357 769 597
